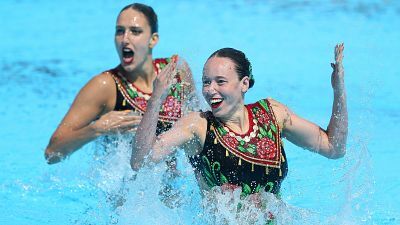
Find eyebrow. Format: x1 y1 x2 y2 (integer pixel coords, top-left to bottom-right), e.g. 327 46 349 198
115 25 143 29
215 75 227 79
203 75 227 79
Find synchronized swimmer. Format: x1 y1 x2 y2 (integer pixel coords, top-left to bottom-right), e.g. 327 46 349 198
44 2 347 224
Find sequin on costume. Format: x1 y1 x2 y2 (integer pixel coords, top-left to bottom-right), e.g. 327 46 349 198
189 99 288 196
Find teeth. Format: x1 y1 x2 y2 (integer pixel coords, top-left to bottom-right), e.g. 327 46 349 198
123 48 133 53
210 98 223 104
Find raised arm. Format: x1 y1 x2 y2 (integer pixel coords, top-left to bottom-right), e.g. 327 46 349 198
45 73 141 164
272 43 347 159
131 57 203 171
178 58 200 112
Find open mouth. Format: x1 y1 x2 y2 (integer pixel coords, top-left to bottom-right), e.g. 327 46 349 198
122 47 134 64
210 98 223 109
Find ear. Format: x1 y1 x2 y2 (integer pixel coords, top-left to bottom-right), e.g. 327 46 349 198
241 76 250 94
149 33 159 49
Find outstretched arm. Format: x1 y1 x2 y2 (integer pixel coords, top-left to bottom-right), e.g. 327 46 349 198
327 43 347 157
272 43 347 159
131 56 203 170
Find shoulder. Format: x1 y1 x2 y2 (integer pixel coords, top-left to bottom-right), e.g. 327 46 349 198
91 70 117 87
261 98 292 128
79 70 116 95
73 70 117 109
266 98 286 110
247 98 286 113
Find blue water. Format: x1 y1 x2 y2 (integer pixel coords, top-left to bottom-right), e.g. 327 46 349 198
1 0 399 224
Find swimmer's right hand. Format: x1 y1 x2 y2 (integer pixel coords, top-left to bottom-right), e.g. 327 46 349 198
92 110 142 135
152 56 178 100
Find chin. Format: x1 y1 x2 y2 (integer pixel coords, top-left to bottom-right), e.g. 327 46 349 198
211 109 223 118
120 64 136 72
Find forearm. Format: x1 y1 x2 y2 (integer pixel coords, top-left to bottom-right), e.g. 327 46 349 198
45 124 101 164
327 65 348 158
131 97 162 171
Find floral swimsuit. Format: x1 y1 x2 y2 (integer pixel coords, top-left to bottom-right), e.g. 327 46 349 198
189 99 288 196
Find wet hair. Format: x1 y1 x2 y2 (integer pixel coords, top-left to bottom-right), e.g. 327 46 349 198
119 3 158 34
207 48 254 88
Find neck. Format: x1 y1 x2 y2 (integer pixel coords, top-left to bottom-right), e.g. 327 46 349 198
220 104 249 134
118 55 155 88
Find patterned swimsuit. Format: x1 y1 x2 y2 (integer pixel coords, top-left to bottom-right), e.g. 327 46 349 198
189 99 288 196
108 57 185 134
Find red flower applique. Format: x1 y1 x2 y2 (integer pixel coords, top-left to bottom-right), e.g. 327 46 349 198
256 138 276 159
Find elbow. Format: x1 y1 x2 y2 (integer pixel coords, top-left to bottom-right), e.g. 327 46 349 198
326 134 347 159
130 159 141 172
327 146 346 159
130 153 143 172
130 153 161 171
44 148 62 164
130 164 140 172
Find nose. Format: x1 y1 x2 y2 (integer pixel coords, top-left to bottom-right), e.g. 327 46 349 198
122 31 130 44
204 82 217 95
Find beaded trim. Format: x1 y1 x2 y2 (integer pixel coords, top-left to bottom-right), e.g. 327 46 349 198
211 99 284 169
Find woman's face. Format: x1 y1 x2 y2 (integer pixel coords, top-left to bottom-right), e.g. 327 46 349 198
202 57 249 119
114 8 158 72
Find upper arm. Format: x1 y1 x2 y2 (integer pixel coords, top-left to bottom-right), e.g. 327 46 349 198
151 112 206 161
50 73 115 139
269 98 332 155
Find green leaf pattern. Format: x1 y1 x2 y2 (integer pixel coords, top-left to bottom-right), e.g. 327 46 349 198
201 156 228 188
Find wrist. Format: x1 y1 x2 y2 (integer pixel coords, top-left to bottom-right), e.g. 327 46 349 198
90 121 106 137
148 96 163 107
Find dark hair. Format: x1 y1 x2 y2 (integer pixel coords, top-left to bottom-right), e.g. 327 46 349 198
119 3 158 34
207 48 254 88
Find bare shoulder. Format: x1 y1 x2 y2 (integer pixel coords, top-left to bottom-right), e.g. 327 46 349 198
267 98 290 114
89 71 115 95
69 71 117 115
267 98 293 129
87 71 116 92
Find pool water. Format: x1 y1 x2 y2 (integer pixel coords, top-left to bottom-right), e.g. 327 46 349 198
1 0 399 224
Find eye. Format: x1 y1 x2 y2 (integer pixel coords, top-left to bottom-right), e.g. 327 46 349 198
217 79 227 85
202 80 211 86
130 28 142 35
115 27 124 36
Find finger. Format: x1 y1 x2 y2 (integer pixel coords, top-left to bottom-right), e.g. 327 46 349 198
119 116 142 124
168 61 178 78
116 126 137 134
171 54 179 63
117 121 140 130
160 61 174 75
123 127 138 133
110 110 134 116
161 62 176 81
123 115 142 120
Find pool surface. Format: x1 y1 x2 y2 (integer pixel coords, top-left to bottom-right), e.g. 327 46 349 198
1 0 399 224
